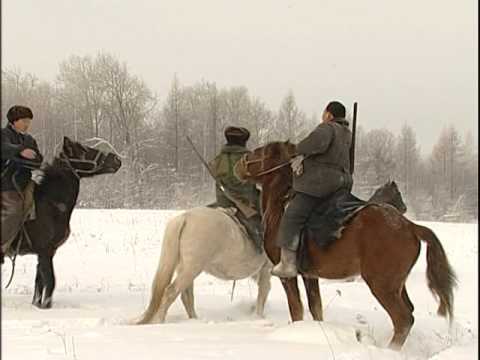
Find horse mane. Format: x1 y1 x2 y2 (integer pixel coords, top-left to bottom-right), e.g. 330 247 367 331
34 157 78 202
261 142 294 240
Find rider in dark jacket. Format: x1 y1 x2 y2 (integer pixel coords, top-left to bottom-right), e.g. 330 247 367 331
1 105 43 264
272 101 352 278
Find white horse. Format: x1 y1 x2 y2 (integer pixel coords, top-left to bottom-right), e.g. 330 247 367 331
136 207 272 324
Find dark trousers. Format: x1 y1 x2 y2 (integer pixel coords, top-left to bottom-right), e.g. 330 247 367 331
1 191 24 258
277 189 354 251
277 192 323 251
1 182 35 259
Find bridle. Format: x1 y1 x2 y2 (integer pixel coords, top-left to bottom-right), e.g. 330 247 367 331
239 145 293 178
59 150 106 180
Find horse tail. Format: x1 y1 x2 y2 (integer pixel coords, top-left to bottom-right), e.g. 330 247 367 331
136 213 186 324
413 223 457 322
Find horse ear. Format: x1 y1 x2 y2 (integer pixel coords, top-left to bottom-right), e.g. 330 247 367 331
63 136 75 154
63 136 73 146
391 180 397 186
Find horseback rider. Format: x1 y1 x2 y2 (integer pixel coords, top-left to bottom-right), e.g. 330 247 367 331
1 105 43 265
272 101 353 278
209 126 263 252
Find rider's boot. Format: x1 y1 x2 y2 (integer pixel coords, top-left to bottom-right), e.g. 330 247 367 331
271 247 298 278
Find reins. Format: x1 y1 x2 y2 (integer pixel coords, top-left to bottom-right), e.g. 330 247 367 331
240 145 294 178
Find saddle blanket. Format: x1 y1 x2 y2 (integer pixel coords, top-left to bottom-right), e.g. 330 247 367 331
297 189 369 272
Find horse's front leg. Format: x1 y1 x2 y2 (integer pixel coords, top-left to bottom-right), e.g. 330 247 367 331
32 261 44 307
254 261 272 317
35 254 56 309
302 276 323 321
280 277 304 322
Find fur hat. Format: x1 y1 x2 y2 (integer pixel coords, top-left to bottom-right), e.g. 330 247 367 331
224 126 250 144
7 105 33 123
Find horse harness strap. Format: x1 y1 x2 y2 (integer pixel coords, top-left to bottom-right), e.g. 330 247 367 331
241 146 292 177
59 150 105 179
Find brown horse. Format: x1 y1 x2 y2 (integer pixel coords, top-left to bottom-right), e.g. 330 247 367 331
234 141 457 350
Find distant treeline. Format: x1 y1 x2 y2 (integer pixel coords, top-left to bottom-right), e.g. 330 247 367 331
2 52 477 222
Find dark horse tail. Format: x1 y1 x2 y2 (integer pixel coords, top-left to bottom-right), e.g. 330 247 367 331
413 223 457 322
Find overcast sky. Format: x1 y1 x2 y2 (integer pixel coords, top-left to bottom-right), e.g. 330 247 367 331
3 0 478 154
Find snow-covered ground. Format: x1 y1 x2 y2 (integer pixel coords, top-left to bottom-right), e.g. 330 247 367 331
2 209 478 360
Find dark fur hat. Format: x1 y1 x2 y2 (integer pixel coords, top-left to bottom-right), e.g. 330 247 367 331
7 105 33 123
224 126 250 145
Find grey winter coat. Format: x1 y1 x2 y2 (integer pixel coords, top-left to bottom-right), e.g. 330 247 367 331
293 118 352 198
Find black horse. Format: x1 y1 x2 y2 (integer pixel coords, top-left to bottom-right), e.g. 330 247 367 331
4 137 122 308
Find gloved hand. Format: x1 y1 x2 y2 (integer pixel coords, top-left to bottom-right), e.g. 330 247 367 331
290 155 305 176
31 169 45 185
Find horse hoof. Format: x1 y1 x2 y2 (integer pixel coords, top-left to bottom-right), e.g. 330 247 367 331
32 297 42 307
388 342 403 352
39 298 53 309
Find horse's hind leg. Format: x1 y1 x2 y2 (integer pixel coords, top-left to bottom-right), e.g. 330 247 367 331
254 262 272 318
365 279 414 350
302 276 323 321
157 267 201 323
181 283 197 319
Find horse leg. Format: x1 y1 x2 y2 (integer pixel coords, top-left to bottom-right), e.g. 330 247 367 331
32 262 44 306
365 279 414 350
302 276 323 321
181 284 197 319
280 277 304 322
254 262 272 318
156 267 201 323
37 255 55 309
402 286 414 313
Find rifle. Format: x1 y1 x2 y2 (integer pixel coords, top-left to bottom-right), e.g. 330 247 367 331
349 102 358 175
186 136 257 218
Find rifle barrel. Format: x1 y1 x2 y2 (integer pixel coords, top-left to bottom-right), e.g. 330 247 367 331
350 102 358 175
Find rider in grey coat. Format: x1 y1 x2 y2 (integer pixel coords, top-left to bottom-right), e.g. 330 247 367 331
272 101 352 278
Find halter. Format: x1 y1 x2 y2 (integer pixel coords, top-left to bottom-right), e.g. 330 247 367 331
59 150 106 179
240 145 293 178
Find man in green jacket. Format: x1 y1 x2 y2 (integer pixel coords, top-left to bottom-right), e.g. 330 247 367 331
209 126 263 252
272 101 353 278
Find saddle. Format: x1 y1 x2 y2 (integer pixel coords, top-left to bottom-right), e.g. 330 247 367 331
295 189 369 272
210 205 264 253
216 207 249 236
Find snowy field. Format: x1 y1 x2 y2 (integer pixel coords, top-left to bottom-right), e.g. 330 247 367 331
2 209 478 360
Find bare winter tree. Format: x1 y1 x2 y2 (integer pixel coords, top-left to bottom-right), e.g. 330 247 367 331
363 129 397 187
57 55 106 139
1 58 477 220
163 74 183 172
394 124 421 213
276 90 308 142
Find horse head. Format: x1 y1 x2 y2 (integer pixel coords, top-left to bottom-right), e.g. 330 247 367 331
60 136 122 178
369 180 407 214
234 140 296 184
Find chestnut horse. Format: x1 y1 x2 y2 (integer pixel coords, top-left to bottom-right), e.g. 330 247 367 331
235 141 457 350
